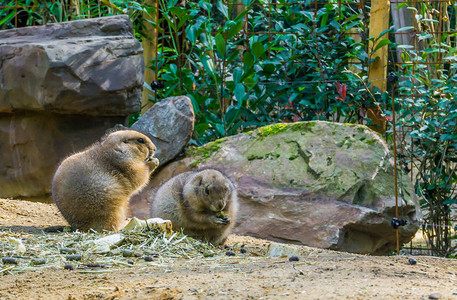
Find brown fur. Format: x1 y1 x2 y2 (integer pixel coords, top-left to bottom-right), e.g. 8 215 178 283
150 169 238 244
52 129 159 232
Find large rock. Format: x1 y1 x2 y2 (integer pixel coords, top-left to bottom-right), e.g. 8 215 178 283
130 96 195 165
0 15 143 115
0 113 126 200
128 96 195 215
132 121 419 255
0 16 144 200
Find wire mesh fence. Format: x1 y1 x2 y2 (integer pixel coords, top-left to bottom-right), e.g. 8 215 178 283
2 0 457 257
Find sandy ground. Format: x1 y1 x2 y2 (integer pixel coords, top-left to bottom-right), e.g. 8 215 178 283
1 199 457 300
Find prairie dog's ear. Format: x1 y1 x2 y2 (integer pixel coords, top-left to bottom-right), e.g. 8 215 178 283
191 174 204 187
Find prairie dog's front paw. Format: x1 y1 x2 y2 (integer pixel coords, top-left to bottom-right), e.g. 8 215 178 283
211 216 230 225
147 157 159 170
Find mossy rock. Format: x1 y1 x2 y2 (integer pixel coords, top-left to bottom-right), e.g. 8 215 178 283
149 121 419 255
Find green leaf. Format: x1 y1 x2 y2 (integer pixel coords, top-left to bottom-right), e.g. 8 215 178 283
418 33 433 41
215 123 226 136
226 49 240 64
186 26 197 43
422 19 439 23
252 42 265 59
234 83 245 103
202 56 215 76
143 81 153 93
170 63 178 74
233 67 243 84
216 1 229 19
320 11 329 27
444 199 457 205
198 0 211 13
397 44 414 49
234 6 251 21
377 26 394 39
225 105 240 124
373 39 391 52
395 3 408 9
227 21 243 40
244 52 254 68
396 26 414 33
215 33 226 57
0 11 15 26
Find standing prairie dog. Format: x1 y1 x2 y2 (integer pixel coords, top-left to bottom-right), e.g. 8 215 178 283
150 169 238 244
52 129 159 232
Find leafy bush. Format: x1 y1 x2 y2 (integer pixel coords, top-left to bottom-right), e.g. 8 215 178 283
149 0 389 145
393 2 457 256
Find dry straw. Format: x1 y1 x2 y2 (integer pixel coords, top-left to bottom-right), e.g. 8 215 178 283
0 219 222 275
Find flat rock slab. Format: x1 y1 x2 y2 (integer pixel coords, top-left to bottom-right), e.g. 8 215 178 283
135 121 419 255
0 15 143 115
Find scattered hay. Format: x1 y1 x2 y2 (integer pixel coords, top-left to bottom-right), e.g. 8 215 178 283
0 219 223 275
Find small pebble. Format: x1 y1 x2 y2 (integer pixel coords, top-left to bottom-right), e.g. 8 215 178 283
144 256 154 262
203 250 215 257
127 259 134 265
134 253 142 258
122 250 134 257
31 258 46 266
429 293 441 299
408 258 417 265
59 248 76 254
148 253 159 258
225 251 236 256
66 254 82 261
2 257 18 265
289 256 299 262
86 263 104 268
240 248 247 254
64 264 74 270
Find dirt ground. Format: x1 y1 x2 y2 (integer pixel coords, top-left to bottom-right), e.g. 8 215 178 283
1 199 457 300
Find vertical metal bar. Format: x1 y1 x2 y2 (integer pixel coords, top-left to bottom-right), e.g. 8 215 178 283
268 0 272 58
14 0 18 28
391 82 400 255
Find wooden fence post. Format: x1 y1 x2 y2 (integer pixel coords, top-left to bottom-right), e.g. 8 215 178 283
367 0 390 134
141 0 159 114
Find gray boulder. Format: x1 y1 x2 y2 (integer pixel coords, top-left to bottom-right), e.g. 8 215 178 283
133 121 419 254
0 16 144 200
0 15 143 115
131 96 195 165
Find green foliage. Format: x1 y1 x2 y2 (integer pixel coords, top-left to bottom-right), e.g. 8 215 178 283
150 0 389 145
393 1 457 257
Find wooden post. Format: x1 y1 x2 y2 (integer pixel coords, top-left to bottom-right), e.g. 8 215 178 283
141 0 159 114
367 0 390 134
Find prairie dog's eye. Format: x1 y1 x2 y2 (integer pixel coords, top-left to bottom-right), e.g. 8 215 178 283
137 138 145 144
205 186 210 195
123 139 128 144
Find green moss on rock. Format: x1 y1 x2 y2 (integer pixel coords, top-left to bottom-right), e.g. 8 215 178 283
255 123 289 139
252 122 317 140
186 137 227 167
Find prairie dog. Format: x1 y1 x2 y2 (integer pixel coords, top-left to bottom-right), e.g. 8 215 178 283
150 169 238 244
52 129 159 232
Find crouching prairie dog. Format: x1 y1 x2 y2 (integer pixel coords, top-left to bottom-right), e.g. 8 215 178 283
150 169 238 244
52 129 159 232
